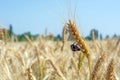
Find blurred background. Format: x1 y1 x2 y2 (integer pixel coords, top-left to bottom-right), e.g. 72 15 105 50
0 0 120 41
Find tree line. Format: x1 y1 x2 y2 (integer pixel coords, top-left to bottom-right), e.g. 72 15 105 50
0 24 119 42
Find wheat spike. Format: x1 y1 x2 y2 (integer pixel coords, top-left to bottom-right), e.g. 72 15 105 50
106 59 116 80
92 54 106 80
66 19 92 80
61 24 67 51
47 59 67 80
0 27 4 40
27 68 35 80
92 30 95 41
3 28 8 43
67 20 89 55
24 35 34 46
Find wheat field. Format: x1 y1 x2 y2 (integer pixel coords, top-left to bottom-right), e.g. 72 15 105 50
0 20 120 80
0 0 120 79
0 37 120 80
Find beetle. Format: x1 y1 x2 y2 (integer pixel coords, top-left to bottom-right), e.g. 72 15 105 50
70 43 81 51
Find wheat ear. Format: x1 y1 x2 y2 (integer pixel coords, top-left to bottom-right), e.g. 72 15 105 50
27 68 35 80
92 54 106 80
91 30 95 41
24 35 34 46
67 19 92 80
0 27 4 40
106 59 116 80
67 20 89 55
61 24 67 51
3 28 8 43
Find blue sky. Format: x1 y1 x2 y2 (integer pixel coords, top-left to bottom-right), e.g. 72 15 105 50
0 0 120 37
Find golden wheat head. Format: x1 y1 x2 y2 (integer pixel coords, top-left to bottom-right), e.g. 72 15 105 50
106 59 116 80
27 68 35 80
0 27 4 40
92 54 106 80
61 24 67 51
67 20 89 55
3 28 8 43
